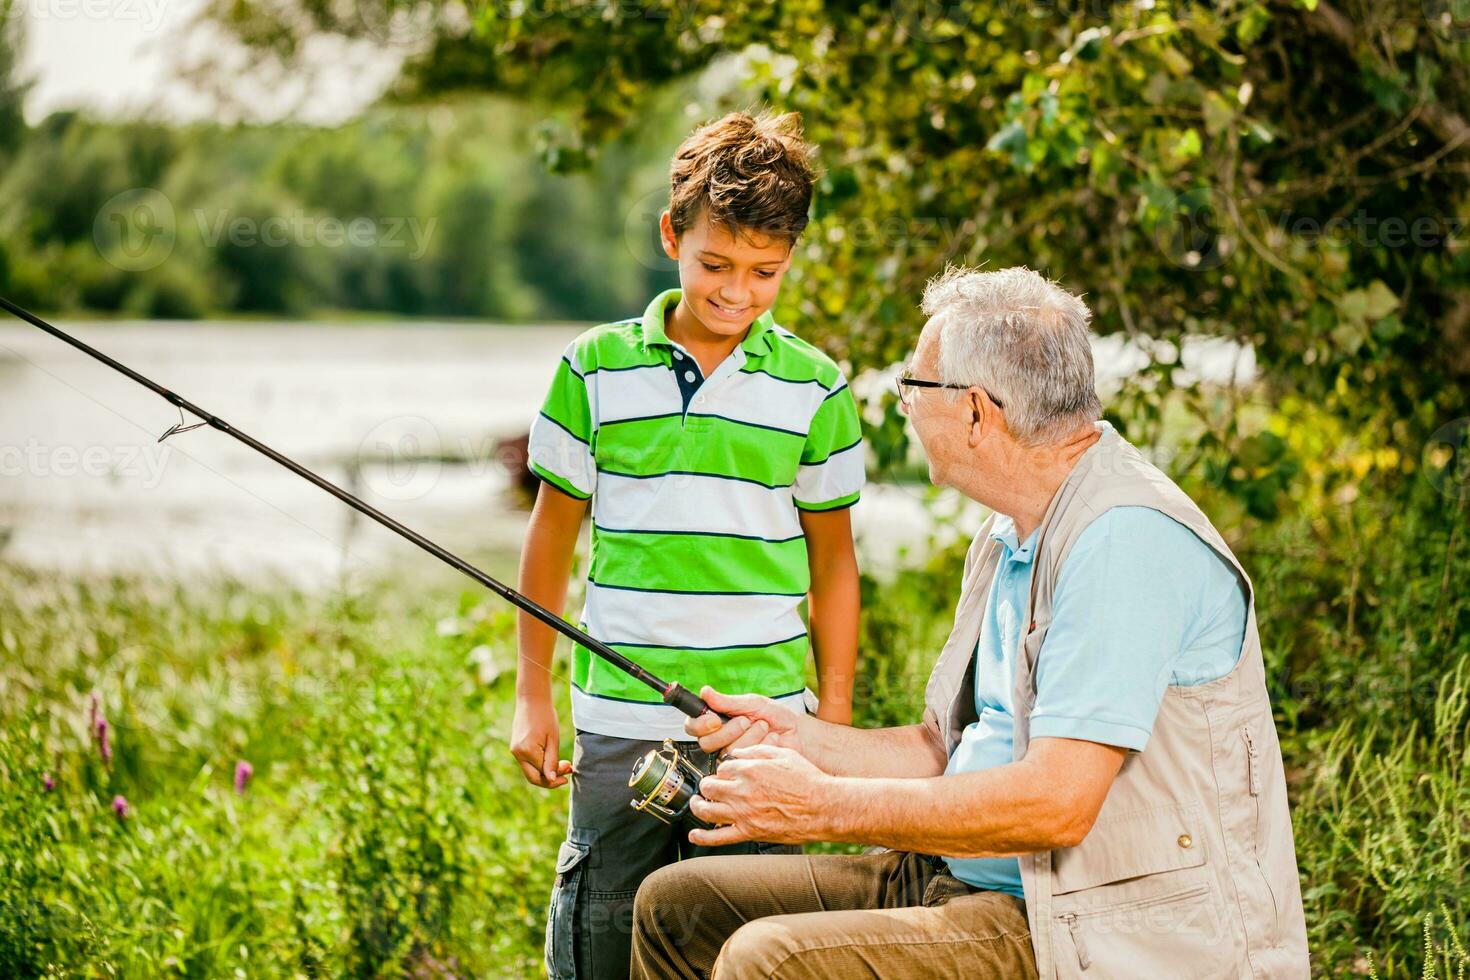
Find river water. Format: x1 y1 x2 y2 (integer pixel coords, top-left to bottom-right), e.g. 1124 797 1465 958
0 318 1252 589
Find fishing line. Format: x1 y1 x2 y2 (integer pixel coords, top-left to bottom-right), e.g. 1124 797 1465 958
1 295 725 826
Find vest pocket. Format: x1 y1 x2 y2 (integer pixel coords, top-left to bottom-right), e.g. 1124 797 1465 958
1055 883 1232 979
544 834 593 980
1052 801 1207 893
1050 802 1233 978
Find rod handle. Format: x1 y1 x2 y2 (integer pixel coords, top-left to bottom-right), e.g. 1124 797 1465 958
662 683 728 723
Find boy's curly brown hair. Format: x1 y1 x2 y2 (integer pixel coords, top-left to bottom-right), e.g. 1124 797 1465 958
668 110 817 246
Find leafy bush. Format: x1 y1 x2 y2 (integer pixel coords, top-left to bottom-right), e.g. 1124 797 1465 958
0 564 566 977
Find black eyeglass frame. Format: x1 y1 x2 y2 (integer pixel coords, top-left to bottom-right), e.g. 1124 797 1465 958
895 371 1004 410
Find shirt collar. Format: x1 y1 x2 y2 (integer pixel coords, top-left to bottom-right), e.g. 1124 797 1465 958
640 288 775 357
988 513 1039 565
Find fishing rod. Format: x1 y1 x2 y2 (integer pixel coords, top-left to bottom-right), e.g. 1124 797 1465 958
1 295 722 826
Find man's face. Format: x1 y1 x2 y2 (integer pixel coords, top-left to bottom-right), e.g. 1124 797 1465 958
660 210 794 338
902 318 975 488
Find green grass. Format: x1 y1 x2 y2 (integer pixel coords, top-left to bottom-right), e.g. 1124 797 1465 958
0 564 569 978
1 467 1467 976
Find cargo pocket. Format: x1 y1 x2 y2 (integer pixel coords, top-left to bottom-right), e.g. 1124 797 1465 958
1056 882 1228 980
1050 802 1233 980
544 829 594 980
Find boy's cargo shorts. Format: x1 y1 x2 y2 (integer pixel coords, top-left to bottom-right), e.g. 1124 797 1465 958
545 730 798 980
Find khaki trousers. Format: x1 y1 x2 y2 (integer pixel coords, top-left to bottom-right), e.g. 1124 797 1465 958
630 849 1038 979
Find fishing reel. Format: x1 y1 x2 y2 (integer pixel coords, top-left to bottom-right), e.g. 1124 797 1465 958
627 739 716 829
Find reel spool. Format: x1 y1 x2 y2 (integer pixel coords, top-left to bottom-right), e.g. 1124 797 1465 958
627 739 715 829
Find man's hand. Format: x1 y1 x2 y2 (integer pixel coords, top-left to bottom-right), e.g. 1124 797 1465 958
510 694 572 788
685 685 804 755
687 744 835 847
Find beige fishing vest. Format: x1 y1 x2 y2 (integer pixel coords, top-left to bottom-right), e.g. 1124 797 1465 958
922 424 1310 979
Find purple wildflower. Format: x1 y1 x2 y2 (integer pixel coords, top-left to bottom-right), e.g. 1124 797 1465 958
94 715 112 767
111 795 129 820
42 772 55 792
234 760 254 796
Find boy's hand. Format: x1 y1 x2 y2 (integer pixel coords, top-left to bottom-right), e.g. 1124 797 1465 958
510 694 572 788
686 686 804 756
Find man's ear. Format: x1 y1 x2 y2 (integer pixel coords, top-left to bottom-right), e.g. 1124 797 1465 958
659 211 679 261
966 388 987 448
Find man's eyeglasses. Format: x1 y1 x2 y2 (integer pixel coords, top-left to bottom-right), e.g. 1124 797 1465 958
895 370 1004 410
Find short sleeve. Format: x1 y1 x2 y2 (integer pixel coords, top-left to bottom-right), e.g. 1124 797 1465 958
792 373 865 511
527 344 596 500
1029 508 1247 752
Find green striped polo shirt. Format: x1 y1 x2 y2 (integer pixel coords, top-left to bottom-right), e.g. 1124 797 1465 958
526 288 865 739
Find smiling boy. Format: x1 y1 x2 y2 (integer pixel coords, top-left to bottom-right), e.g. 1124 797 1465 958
512 110 865 979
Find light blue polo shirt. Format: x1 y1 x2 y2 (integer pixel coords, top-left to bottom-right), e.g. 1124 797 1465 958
943 505 1248 897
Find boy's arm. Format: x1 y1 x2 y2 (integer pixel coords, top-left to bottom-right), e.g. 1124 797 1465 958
800 507 859 725
510 482 588 788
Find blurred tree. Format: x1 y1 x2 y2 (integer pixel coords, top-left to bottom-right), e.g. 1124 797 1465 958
0 0 27 160
0 101 672 320
197 0 1470 517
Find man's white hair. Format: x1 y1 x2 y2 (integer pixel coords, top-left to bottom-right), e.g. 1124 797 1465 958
921 265 1102 447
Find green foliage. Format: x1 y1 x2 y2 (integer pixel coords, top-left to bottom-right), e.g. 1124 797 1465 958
311 0 1468 520
18 2 1464 495
0 0 28 162
4 0 1467 973
1 468 1466 974
1293 651 1470 978
312 659 474 976
852 536 971 730
0 564 565 977
0 103 674 320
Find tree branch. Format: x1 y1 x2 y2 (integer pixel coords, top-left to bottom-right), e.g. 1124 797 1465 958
1307 0 1470 156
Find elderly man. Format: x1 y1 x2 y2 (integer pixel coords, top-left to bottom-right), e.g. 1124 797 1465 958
629 267 1309 979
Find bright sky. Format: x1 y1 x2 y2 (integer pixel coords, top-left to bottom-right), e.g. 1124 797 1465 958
17 0 399 124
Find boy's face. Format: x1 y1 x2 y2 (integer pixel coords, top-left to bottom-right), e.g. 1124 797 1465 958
659 209 794 338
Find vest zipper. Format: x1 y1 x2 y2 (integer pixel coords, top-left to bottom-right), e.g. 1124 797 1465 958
1061 912 1091 970
1242 725 1280 945
1242 726 1260 796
